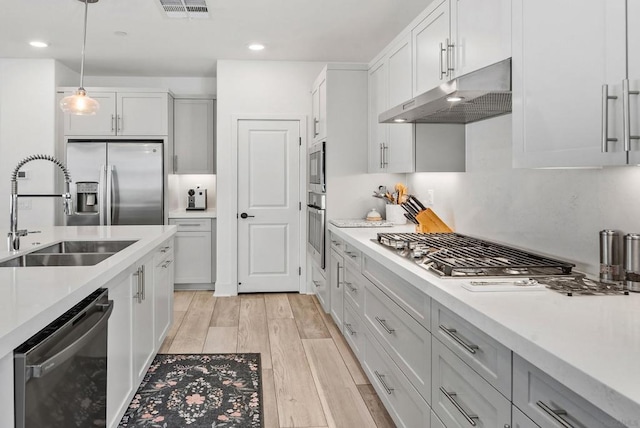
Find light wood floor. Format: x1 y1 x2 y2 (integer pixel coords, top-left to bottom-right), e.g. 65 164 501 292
159 291 396 428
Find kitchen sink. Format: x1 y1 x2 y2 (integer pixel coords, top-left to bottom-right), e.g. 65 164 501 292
31 240 137 254
0 240 138 267
0 253 116 267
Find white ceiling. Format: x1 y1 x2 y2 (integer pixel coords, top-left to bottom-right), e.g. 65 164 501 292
0 0 431 77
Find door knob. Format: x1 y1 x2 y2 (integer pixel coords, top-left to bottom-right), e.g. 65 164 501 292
240 212 255 219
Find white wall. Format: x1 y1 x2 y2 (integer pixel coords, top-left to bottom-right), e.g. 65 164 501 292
0 59 62 231
215 60 325 295
407 114 640 277
84 76 216 96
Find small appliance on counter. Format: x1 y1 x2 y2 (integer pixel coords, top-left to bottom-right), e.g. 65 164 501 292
187 187 207 211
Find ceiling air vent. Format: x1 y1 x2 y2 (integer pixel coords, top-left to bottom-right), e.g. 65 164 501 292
158 0 209 19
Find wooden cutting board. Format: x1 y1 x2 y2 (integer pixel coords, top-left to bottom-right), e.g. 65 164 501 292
415 208 453 233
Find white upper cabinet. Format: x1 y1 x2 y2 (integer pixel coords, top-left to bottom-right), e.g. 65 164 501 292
412 0 451 97
173 98 215 174
628 1 640 165
311 73 327 143
450 0 511 77
369 36 416 173
64 91 170 136
512 0 628 168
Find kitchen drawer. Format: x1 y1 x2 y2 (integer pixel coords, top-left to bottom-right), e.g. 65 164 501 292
513 354 626 428
432 301 511 397
153 240 173 266
364 281 431 402
311 261 329 313
362 328 431 428
513 405 540 428
343 300 366 359
343 263 365 317
343 241 362 268
432 339 511 428
168 218 211 232
329 232 344 253
363 255 430 330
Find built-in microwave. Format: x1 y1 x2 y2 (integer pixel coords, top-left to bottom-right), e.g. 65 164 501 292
308 141 325 193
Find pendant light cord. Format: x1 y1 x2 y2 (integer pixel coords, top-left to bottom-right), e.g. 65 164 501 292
79 0 89 89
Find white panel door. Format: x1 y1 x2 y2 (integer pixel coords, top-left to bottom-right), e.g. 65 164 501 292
237 120 300 293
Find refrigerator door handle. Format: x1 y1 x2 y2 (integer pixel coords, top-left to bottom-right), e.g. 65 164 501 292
99 165 106 226
106 165 113 226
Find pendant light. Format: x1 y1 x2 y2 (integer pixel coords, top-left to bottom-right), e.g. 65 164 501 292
60 0 99 115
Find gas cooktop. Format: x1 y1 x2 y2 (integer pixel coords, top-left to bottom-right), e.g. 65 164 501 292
376 232 575 278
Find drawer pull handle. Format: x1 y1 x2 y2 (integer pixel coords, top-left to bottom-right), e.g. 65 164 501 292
345 282 357 292
160 246 171 253
536 401 575 428
162 260 173 268
331 240 341 246
374 371 394 395
312 280 321 288
439 325 479 354
375 316 395 334
440 387 479 426
344 250 357 258
344 323 356 335
177 223 201 227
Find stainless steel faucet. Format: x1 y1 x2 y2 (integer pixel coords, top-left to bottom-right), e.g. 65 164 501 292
8 154 73 251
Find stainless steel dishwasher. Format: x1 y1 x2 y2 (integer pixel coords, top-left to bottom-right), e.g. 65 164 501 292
14 288 113 428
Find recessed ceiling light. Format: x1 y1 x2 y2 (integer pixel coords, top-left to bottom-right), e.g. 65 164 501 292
394 118 407 123
29 41 48 48
248 43 265 51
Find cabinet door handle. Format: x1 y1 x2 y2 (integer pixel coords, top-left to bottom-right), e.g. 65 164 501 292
601 84 619 152
336 262 342 288
111 114 115 132
379 143 384 169
117 114 122 133
133 267 142 303
439 41 447 80
374 371 394 394
140 265 145 301
177 223 201 227
173 155 178 172
439 325 479 354
375 316 395 334
331 240 341 247
446 38 454 77
440 387 479 426
160 246 171 253
623 79 640 152
162 260 173 268
536 401 575 428
314 118 319 137
383 144 388 167
344 322 356 336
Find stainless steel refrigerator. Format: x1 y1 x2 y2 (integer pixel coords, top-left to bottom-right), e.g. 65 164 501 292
66 140 164 226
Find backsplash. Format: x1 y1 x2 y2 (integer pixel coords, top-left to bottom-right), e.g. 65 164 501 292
407 115 640 277
168 174 216 211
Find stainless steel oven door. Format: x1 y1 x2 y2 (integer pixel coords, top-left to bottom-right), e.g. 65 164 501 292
308 141 325 193
307 204 326 269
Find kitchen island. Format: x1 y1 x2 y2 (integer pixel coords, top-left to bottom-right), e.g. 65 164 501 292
0 225 176 428
328 224 640 427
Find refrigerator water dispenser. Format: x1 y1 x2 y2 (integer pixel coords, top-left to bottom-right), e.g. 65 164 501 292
76 182 99 214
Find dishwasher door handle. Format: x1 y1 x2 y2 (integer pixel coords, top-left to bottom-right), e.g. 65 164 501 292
26 300 114 380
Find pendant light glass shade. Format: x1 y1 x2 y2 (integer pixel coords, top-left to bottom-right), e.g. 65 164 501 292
60 0 99 115
60 89 99 115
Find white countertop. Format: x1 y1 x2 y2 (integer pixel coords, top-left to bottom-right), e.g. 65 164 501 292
0 225 176 357
328 224 640 425
168 208 217 218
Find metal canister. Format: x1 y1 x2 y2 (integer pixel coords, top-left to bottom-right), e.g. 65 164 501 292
599 230 621 282
624 233 640 292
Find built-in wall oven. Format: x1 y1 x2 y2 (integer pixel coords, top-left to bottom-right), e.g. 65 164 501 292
308 141 325 193
14 288 113 428
307 191 326 269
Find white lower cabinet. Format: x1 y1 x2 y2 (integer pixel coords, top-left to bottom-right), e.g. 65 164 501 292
513 354 626 428
513 405 540 428
364 281 431 402
107 270 135 428
343 262 365 317
0 352 13 428
153 243 174 349
169 218 215 286
329 248 344 328
311 260 329 312
363 328 431 428
132 257 156 383
343 300 366 359
431 409 447 428
431 338 511 428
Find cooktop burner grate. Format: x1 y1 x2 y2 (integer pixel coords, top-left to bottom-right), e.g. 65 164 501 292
377 232 575 277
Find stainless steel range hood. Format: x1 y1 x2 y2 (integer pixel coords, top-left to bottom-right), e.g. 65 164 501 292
379 58 512 124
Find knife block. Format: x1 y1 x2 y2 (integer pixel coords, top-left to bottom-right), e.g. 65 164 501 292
415 208 453 233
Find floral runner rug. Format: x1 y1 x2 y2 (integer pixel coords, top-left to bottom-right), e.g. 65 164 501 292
118 353 263 427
